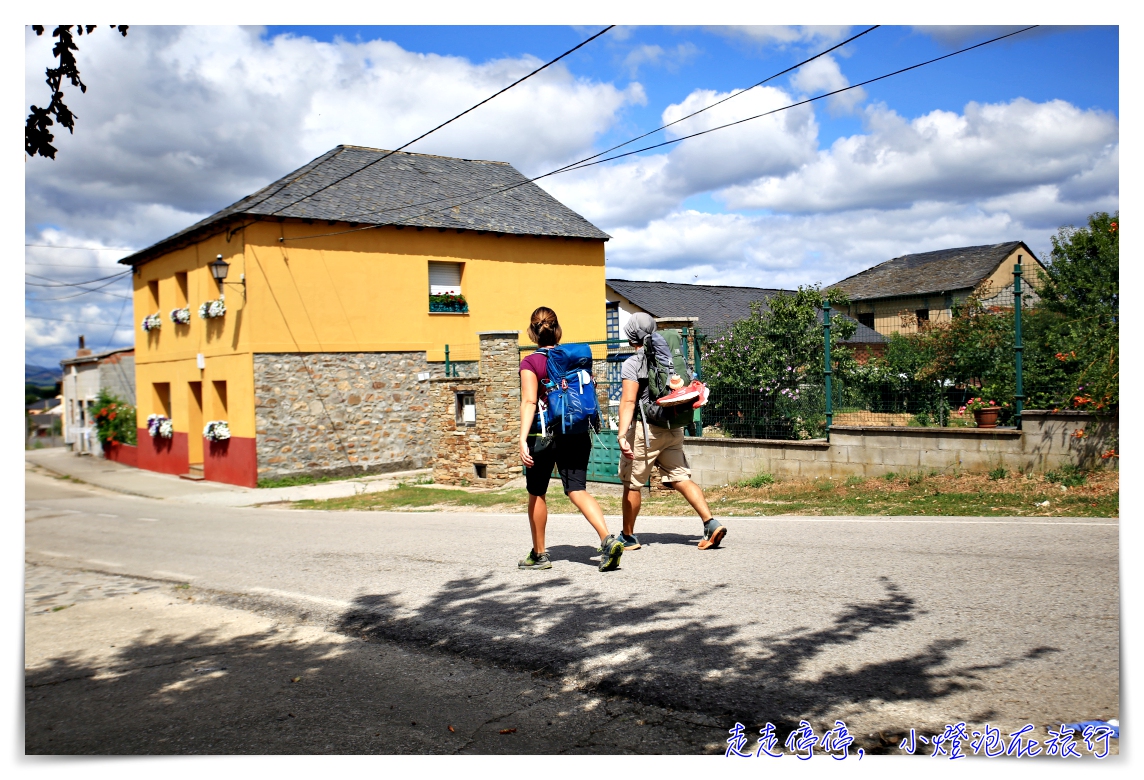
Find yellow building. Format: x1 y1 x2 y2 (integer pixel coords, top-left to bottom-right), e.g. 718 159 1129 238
829 241 1048 342
120 145 609 486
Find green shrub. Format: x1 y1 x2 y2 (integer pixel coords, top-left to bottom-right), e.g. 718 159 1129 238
1045 465 1087 487
739 472 776 488
883 472 897 481
91 389 136 447
988 467 1008 481
844 475 865 487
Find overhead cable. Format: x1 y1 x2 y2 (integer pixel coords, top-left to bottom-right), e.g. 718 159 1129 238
283 24 1038 243
331 26 880 226
254 25 615 220
25 270 132 288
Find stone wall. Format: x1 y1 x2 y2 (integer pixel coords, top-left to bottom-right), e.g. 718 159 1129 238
254 352 431 481
430 332 521 487
684 410 1117 487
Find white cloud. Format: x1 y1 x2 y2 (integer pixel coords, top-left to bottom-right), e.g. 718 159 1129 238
606 203 1048 292
24 25 645 365
789 54 866 115
25 26 643 242
621 42 699 78
719 99 1118 218
702 26 853 49
545 84 818 228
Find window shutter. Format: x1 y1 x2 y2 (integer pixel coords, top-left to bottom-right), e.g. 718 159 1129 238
429 262 463 295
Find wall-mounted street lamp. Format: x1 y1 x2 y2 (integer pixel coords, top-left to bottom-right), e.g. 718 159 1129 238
209 254 246 299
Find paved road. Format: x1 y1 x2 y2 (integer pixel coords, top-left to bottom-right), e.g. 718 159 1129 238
25 466 1119 753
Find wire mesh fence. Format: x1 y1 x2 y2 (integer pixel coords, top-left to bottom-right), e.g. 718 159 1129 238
689 265 1090 438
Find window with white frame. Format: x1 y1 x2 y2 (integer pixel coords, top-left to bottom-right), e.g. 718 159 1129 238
429 262 463 295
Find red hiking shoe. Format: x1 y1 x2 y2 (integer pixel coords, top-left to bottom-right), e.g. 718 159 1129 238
657 379 702 407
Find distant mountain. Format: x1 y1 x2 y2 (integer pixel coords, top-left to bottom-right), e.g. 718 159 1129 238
26 364 62 386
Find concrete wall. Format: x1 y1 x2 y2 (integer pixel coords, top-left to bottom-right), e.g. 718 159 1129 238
684 410 1116 486
99 352 136 405
254 351 431 481
430 332 521 487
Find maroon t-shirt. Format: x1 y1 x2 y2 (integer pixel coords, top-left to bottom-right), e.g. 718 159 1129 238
519 351 549 384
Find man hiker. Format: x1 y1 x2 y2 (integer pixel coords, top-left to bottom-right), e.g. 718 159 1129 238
616 313 727 551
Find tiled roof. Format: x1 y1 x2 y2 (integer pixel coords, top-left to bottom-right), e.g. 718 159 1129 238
59 345 134 367
122 146 609 266
606 278 885 343
828 241 1035 301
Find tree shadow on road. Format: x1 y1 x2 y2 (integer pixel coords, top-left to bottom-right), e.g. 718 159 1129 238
338 575 1058 730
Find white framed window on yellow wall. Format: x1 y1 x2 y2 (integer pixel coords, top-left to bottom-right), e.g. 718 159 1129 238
429 262 463 295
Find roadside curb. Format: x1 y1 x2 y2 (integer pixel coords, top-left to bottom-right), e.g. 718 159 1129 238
26 457 162 501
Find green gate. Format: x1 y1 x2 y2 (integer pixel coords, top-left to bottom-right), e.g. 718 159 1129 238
587 428 623 483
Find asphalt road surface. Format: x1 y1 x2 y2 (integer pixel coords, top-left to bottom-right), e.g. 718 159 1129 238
25 467 1119 755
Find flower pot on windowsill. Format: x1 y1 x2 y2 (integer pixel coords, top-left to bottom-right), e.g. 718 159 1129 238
973 408 1001 428
429 302 469 313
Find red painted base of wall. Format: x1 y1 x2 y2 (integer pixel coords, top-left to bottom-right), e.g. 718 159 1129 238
103 442 137 468
204 436 258 488
136 429 189 476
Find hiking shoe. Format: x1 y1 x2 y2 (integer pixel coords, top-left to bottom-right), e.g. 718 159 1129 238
657 380 702 407
619 533 641 550
597 534 624 571
518 550 552 570
692 383 710 409
698 519 726 550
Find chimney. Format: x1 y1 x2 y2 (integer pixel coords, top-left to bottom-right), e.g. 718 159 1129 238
76 334 92 358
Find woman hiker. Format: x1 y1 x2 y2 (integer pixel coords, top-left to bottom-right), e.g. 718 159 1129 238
518 307 625 572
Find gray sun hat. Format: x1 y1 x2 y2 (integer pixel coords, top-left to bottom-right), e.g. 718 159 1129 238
624 312 656 344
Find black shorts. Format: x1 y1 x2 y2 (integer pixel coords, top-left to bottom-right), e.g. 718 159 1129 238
526 432 591 497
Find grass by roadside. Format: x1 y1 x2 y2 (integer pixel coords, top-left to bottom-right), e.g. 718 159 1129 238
258 472 432 489
292 468 1118 517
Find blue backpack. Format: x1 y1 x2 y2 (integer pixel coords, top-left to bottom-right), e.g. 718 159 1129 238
536 344 601 435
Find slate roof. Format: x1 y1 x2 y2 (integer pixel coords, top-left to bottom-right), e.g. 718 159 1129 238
828 241 1036 301
606 279 885 343
121 146 609 266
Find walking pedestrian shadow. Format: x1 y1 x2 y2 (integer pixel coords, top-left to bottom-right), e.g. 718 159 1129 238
624 532 699 547
544 544 604 567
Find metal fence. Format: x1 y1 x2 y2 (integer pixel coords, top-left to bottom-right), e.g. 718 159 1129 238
693 260 1087 439
442 259 1104 445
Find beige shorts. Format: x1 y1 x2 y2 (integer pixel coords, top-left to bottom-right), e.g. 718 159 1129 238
619 422 692 490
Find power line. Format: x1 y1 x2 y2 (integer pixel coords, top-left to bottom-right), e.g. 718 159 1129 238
26 260 131 269
258 25 615 220
25 243 137 251
25 315 125 327
25 270 132 287
26 286 132 302
326 26 879 227
561 26 1040 173
285 25 1037 242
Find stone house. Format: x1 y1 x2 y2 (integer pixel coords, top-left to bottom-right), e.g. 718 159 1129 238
58 339 135 455
828 241 1049 337
118 145 609 487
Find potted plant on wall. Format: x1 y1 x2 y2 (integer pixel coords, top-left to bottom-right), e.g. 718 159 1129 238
429 292 468 313
961 396 1009 428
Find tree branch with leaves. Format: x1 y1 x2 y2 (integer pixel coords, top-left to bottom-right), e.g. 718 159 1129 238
26 24 128 159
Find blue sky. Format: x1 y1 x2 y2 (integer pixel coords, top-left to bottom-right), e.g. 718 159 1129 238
25 25 1119 368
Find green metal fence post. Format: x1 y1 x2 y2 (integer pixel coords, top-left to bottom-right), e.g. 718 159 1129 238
823 301 833 441
1013 261 1024 429
693 331 704 436
445 344 451 378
